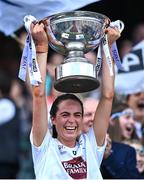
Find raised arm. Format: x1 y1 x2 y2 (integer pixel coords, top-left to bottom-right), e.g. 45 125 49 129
30 22 49 146
93 27 121 146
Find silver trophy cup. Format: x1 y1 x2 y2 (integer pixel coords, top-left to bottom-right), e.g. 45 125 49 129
44 11 110 93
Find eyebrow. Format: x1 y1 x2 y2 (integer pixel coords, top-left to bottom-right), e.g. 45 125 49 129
59 112 69 115
84 112 93 115
60 112 82 115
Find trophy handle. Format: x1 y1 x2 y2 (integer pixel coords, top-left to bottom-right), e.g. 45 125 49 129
118 20 124 33
110 20 124 33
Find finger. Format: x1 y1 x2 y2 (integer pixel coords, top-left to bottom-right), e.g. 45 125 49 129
39 18 49 26
38 21 45 27
30 21 39 33
113 27 121 36
107 26 120 34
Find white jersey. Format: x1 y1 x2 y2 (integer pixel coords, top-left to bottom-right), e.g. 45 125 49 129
30 127 106 179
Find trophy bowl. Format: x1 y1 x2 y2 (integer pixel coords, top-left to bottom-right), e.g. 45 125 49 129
44 11 110 93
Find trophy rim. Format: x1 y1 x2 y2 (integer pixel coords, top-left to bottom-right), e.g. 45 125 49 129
47 10 110 24
44 10 111 55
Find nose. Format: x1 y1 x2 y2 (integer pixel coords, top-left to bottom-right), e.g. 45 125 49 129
137 153 141 161
129 117 135 124
67 115 75 123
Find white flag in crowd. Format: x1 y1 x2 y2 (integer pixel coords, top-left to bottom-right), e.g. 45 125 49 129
0 0 100 36
115 40 144 95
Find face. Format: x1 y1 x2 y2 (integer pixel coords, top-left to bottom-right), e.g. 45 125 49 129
82 98 99 133
119 112 135 139
10 80 22 98
84 52 96 64
130 143 144 173
47 53 64 79
119 40 132 58
52 99 83 147
127 92 144 122
132 24 144 44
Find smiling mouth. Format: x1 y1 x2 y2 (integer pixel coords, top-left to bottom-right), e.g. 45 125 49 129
65 126 77 131
125 126 133 134
137 102 144 109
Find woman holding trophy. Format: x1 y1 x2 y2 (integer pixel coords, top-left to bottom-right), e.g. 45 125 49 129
28 13 121 179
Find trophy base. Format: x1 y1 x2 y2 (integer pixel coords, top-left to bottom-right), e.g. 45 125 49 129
54 61 100 93
54 76 100 93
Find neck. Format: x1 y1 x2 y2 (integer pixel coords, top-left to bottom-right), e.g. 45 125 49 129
57 137 76 148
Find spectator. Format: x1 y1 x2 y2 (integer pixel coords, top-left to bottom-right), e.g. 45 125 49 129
131 23 144 45
10 78 35 179
108 101 138 142
46 51 64 108
126 92 144 141
119 39 132 59
0 71 20 178
82 97 99 133
82 97 141 179
101 134 141 179
124 139 144 178
83 50 102 99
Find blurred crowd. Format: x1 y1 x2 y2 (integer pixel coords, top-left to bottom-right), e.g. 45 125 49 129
0 21 144 179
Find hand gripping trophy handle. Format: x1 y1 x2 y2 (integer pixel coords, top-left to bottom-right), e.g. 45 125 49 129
110 20 124 33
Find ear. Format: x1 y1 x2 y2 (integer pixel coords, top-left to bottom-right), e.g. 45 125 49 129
110 118 115 126
51 117 56 125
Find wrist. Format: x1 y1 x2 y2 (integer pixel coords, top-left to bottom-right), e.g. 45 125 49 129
36 44 48 53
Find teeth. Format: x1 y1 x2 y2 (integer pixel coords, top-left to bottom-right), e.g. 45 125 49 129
65 126 76 130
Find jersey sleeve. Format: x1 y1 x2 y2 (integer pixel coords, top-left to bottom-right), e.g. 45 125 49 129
30 129 52 165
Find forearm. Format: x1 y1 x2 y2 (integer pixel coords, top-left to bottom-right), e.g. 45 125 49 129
101 50 115 99
92 27 120 146
93 48 114 146
32 52 48 146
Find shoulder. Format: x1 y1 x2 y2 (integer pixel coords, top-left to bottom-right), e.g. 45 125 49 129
112 142 135 154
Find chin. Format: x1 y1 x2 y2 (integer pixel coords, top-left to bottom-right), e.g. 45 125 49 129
64 133 77 140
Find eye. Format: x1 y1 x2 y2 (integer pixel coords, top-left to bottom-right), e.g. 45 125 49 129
136 149 144 156
123 114 133 120
134 92 141 97
61 113 69 118
125 115 131 119
62 114 68 118
84 112 92 117
75 113 82 118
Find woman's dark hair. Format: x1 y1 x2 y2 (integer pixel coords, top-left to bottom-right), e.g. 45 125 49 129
50 93 84 138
